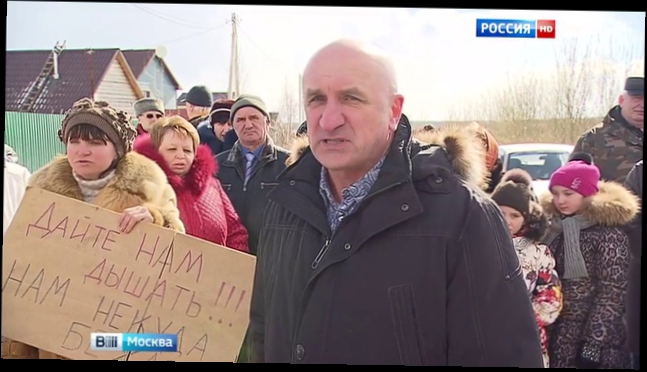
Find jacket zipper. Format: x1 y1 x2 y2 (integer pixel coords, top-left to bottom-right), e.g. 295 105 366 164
309 180 406 270
312 238 331 269
293 179 409 358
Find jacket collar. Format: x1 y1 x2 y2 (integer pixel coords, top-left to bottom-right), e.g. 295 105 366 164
281 115 414 194
225 136 279 165
603 106 643 146
539 180 640 227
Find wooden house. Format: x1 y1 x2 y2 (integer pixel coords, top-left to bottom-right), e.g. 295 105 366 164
122 49 182 110
5 48 145 116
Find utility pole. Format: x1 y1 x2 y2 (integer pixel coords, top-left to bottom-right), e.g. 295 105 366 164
88 49 95 101
298 74 303 123
227 13 240 100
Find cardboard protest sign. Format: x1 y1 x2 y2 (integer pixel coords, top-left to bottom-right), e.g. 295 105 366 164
2 187 256 361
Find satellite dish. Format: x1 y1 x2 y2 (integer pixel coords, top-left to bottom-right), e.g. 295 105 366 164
155 45 168 59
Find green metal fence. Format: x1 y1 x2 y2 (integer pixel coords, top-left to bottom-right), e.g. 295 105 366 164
4 112 66 173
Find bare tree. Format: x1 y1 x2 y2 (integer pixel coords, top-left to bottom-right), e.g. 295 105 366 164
588 32 645 114
269 80 299 147
446 103 479 123
486 70 545 122
443 31 644 145
549 36 597 142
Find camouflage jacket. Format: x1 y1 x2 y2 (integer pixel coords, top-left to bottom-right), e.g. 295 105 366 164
572 106 643 183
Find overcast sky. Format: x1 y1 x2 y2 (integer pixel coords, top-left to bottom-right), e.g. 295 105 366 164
7 2 645 120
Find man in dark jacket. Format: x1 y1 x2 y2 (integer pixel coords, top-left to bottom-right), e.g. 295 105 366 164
182 85 213 128
624 160 642 370
198 99 239 156
215 94 289 256
249 39 543 366
572 77 643 183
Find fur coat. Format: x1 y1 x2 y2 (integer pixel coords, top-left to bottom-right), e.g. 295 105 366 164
286 124 491 191
29 152 185 233
539 181 639 368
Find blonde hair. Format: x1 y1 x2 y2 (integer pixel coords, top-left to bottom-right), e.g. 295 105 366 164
150 115 200 151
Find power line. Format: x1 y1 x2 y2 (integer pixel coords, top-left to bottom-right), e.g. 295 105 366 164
131 4 214 30
237 23 288 73
154 21 228 46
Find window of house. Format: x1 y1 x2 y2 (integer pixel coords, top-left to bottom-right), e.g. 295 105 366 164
143 90 152 98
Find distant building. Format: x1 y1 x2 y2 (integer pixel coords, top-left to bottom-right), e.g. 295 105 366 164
122 49 182 110
6 46 185 117
6 48 145 115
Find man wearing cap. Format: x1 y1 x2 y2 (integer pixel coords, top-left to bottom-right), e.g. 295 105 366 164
572 76 644 183
134 98 165 136
182 85 213 128
198 99 240 156
215 94 289 256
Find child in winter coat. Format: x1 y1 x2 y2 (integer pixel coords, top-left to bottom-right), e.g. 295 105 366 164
491 169 563 368
541 153 639 369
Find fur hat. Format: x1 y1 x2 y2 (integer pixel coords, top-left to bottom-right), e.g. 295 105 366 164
549 154 600 197
58 98 136 158
491 169 536 218
134 98 165 116
492 169 548 240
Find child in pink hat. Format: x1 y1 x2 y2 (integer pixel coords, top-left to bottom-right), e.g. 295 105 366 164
540 153 640 368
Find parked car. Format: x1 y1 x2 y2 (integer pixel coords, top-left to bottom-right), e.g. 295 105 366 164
499 143 574 197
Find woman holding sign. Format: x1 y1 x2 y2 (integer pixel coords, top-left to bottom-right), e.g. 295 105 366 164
133 115 249 252
1 98 185 360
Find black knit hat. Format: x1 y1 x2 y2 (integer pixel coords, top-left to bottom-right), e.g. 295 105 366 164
209 99 234 124
491 169 536 218
183 85 213 108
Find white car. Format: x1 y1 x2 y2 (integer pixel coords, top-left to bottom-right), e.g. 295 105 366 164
499 143 574 197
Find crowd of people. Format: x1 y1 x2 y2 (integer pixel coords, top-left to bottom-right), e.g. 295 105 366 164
2 38 643 367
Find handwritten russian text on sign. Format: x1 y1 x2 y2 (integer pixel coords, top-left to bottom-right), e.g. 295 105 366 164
2 187 256 361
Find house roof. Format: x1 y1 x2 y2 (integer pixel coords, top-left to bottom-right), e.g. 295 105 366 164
122 49 182 90
5 48 143 114
176 92 228 107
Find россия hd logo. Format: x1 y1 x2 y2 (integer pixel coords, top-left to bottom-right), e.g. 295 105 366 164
476 19 556 39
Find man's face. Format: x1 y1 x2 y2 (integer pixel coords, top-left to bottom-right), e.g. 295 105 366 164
233 107 268 147
138 110 164 132
184 102 194 118
303 47 403 174
619 92 644 129
212 120 233 141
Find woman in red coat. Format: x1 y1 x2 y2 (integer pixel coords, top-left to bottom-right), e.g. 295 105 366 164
134 115 249 252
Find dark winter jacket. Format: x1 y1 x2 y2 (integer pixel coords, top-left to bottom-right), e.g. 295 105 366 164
252 118 544 366
215 137 289 255
197 122 239 157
